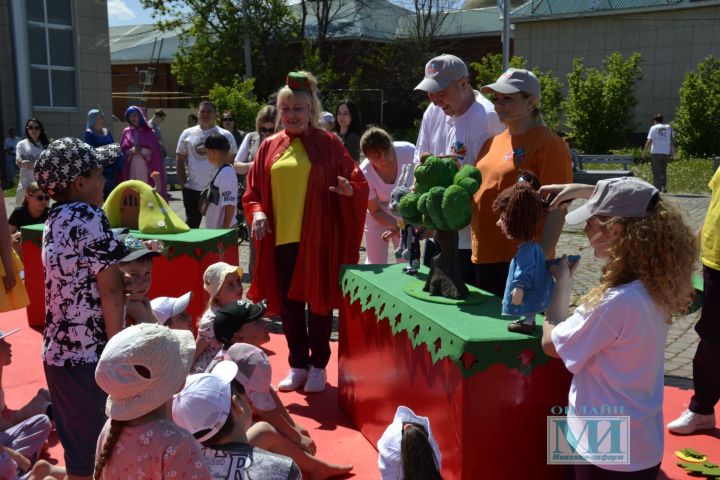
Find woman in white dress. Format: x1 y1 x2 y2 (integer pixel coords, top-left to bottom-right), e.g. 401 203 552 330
14 118 49 204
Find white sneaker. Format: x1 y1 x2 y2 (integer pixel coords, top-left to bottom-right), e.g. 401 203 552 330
304 367 327 393
667 409 716 434
278 368 308 392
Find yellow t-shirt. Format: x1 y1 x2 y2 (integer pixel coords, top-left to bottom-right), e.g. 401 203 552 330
701 168 720 270
271 138 311 246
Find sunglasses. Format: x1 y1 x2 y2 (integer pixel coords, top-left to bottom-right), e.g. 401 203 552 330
31 193 50 201
222 117 234 122
27 125 40 131
259 128 275 134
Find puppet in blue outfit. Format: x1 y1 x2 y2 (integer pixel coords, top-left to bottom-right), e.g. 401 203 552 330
493 171 554 334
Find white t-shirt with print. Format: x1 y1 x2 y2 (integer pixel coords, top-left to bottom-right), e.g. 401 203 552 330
413 94 503 249
360 141 416 231
647 123 673 155
551 280 668 472
176 126 238 191
42 202 127 366
202 443 301 480
204 165 238 229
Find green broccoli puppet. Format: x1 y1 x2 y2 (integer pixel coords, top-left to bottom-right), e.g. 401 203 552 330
398 155 481 299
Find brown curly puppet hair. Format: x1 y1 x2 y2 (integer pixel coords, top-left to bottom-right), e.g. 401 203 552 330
492 170 546 242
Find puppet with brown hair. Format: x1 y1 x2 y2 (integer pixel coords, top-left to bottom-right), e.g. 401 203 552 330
492 171 554 334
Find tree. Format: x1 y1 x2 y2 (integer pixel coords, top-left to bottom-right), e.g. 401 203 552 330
298 41 342 110
208 78 262 133
564 52 643 154
298 0 370 55
398 159 481 299
348 0 455 128
674 55 720 158
406 0 454 54
470 53 564 133
140 0 299 102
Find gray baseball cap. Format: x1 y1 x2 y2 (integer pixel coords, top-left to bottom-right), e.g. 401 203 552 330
414 54 468 93
481 68 541 100
565 177 659 225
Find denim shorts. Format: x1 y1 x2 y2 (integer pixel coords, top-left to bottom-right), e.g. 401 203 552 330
44 362 107 476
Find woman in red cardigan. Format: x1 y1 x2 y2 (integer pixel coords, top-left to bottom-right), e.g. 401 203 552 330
243 71 368 394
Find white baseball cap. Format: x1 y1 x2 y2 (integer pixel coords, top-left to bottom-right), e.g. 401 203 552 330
172 361 238 443
565 177 659 225
150 291 192 325
415 54 469 93
378 406 442 479
481 68 541 100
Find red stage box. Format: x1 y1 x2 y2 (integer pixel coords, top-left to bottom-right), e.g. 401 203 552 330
20 224 239 329
338 264 573 480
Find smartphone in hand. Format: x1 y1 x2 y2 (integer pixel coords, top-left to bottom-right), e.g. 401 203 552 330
547 255 581 267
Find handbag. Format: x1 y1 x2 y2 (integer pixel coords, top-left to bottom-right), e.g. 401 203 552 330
199 164 230 216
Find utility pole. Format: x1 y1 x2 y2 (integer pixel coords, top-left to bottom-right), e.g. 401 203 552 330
501 0 510 71
242 0 252 79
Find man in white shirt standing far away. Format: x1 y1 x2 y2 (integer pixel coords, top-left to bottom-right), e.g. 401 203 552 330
176 101 238 228
413 54 505 286
642 113 674 193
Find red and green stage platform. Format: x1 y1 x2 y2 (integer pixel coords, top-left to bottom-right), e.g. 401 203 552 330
338 264 574 479
20 224 239 328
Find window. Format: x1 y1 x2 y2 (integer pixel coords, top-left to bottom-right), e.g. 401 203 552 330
27 0 76 108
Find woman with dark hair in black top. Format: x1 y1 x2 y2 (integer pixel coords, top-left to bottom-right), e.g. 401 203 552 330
334 99 363 163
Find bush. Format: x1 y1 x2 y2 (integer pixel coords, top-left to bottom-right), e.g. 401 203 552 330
564 52 643 154
674 55 720 158
470 53 564 132
208 78 262 133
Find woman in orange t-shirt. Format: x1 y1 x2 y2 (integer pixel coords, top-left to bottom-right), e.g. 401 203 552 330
471 68 572 301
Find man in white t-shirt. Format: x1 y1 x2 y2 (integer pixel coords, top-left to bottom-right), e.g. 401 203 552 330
642 113 674 193
176 101 237 228
413 54 505 286
203 134 238 229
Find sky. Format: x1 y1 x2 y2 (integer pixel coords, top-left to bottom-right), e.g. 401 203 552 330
107 0 154 27
107 0 467 27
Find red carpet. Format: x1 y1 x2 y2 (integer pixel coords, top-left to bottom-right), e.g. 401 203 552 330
0 307 718 479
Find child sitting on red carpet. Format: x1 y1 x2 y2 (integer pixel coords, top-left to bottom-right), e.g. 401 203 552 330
150 291 193 331
173 368 301 480
94 323 211 479
0 328 57 479
117 233 162 325
192 262 244 373
377 406 442 480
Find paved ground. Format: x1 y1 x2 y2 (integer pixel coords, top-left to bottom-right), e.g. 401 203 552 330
11 189 708 386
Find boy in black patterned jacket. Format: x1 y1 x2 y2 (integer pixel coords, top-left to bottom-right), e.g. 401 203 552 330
34 138 127 479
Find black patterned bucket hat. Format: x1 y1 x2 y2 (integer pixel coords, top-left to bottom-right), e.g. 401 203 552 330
35 137 113 195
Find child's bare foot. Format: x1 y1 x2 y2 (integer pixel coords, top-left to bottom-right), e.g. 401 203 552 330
298 434 316 455
309 462 353 479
